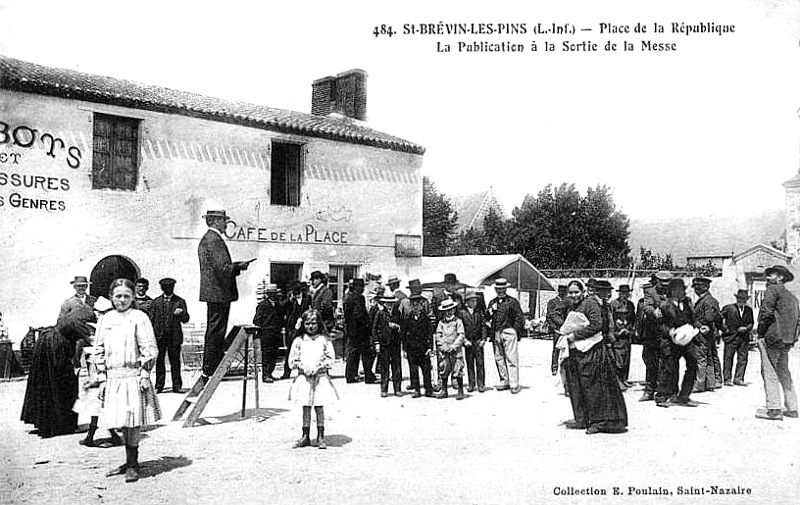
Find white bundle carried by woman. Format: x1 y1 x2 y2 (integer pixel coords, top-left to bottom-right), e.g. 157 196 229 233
669 324 699 346
556 312 594 357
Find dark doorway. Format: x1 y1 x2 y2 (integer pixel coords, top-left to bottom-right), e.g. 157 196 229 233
90 256 139 298
270 262 303 295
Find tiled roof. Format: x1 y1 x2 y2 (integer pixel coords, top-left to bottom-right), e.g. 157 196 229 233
0 55 425 155
449 188 506 234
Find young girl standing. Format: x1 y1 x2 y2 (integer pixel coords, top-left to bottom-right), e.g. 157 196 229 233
95 278 161 482
288 309 338 449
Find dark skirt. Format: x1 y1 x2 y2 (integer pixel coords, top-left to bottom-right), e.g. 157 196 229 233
565 343 628 429
20 327 79 437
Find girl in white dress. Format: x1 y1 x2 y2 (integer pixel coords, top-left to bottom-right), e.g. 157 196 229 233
95 278 161 482
288 310 338 449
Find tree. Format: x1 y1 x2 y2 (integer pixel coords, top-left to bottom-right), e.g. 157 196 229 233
638 247 675 271
509 183 631 269
422 176 458 256
481 206 507 254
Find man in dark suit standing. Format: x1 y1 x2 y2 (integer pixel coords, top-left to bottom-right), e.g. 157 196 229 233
151 278 190 393
721 289 754 386
546 285 570 376
755 265 799 420
198 209 253 378
692 277 723 393
344 279 376 383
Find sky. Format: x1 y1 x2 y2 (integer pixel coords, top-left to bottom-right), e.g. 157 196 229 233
0 0 798 220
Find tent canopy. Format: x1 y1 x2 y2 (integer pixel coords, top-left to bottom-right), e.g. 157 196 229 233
405 254 555 292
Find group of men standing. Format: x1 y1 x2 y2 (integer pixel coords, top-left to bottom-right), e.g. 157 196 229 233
546 265 798 420
58 274 190 394
251 271 334 382
341 275 526 397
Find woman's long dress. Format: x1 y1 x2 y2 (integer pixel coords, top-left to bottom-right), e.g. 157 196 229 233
20 306 95 437
566 296 628 429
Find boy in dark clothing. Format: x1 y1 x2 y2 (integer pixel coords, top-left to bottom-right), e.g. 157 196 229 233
253 284 286 382
460 291 489 393
373 295 403 397
402 294 434 398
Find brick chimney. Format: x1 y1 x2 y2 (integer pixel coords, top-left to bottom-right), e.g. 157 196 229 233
311 69 367 121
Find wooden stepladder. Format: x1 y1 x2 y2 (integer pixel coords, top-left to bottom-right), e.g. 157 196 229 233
172 324 261 428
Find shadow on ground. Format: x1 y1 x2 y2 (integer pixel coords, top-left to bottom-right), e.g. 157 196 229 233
194 407 289 426
323 434 352 447
138 455 192 479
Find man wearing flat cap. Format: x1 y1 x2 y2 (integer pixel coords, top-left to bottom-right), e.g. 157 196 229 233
639 272 672 401
721 289 754 386
198 209 253 378
151 278 190 393
610 285 636 387
755 265 799 420
691 277 723 393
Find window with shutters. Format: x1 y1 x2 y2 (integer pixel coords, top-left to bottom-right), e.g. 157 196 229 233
92 113 140 191
270 141 302 206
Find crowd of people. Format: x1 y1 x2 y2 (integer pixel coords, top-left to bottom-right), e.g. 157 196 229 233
544 267 799 431
14 206 799 480
21 276 164 483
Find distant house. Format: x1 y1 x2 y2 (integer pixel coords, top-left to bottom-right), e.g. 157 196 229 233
686 253 733 271
628 209 785 264
448 187 506 234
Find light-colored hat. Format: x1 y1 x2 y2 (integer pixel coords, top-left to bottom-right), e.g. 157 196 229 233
71 276 90 285
493 278 509 289
387 275 400 285
438 299 459 311
202 209 231 221
264 283 279 293
464 290 479 301
380 295 398 303
654 271 674 282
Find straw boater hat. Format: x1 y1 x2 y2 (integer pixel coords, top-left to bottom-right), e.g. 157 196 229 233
70 276 90 285
380 295 398 303
387 275 400 285
765 265 794 283
464 290 479 301
438 298 459 311
264 283 279 294
654 271 674 282
493 278 509 289
202 209 231 220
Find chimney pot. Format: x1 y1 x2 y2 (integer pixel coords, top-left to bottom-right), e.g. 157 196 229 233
311 69 367 121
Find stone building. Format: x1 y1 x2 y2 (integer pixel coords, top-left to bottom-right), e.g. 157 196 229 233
0 55 424 342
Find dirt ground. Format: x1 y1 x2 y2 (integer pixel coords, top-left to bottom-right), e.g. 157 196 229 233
1 339 799 505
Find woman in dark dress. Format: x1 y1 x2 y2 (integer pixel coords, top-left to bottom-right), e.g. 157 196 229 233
563 279 628 434
21 304 96 437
